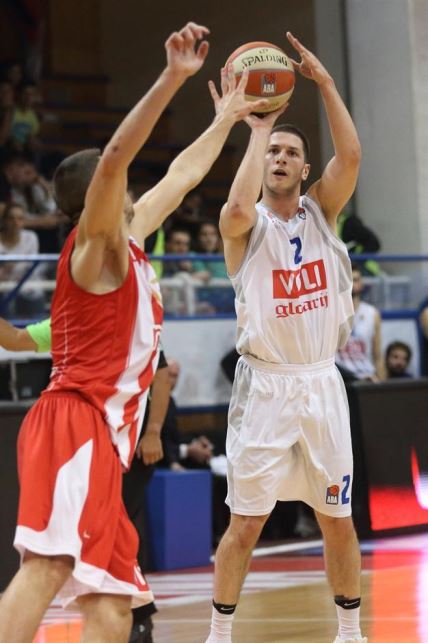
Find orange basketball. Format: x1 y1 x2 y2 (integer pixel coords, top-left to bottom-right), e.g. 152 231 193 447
225 41 295 113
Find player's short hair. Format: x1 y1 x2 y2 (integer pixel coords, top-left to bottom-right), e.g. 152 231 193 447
386 341 412 362
53 148 101 222
270 124 310 163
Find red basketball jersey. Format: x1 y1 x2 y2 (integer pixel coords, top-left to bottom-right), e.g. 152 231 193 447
47 228 163 468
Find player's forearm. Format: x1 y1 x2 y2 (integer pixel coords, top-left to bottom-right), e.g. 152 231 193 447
0 319 36 351
319 79 361 164
145 367 171 435
168 113 236 188
226 128 269 212
102 68 188 174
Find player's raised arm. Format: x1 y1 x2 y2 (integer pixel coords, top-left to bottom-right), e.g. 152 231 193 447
220 105 286 243
71 24 210 289
286 32 361 226
131 66 270 243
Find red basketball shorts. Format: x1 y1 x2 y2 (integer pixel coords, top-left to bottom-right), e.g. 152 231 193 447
14 391 153 608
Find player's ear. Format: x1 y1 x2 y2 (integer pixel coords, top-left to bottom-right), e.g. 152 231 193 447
302 163 310 181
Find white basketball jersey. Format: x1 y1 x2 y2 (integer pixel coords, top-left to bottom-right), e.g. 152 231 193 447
230 196 354 364
335 301 377 378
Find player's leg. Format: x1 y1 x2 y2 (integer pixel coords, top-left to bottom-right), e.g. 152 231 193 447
0 552 73 643
205 512 270 643
315 513 361 597
315 513 366 642
303 365 366 642
78 593 132 643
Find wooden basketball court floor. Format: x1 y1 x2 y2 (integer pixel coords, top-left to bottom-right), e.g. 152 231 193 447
32 532 428 642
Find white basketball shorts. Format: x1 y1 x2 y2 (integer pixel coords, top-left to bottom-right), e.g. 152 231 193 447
226 355 353 518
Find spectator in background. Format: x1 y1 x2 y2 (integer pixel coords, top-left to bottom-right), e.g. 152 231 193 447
0 201 45 315
159 358 214 471
0 154 26 203
336 263 384 381
193 221 228 281
337 209 381 276
163 227 195 276
11 158 62 252
0 202 39 281
385 341 412 379
10 81 40 154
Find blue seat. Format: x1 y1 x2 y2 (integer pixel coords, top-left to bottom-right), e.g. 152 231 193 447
145 469 212 570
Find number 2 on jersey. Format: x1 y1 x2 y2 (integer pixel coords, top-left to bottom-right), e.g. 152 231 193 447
290 237 302 265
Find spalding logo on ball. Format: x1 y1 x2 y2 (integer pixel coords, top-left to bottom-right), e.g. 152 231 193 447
225 41 295 113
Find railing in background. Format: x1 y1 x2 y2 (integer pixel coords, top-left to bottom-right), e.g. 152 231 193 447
1 253 428 320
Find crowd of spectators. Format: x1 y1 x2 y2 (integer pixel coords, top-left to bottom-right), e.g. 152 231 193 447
0 59 68 316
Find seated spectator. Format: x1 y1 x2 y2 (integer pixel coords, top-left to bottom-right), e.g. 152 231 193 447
159 359 214 470
0 202 45 315
9 159 62 252
10 82 41 155
385 341 413 379
0 154 26 203
193 221 228 281
337 209 381 276
162 228 195 276
0 202 39 281
336 263 384 381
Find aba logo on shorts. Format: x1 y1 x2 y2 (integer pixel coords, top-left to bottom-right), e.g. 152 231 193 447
326 484 340 505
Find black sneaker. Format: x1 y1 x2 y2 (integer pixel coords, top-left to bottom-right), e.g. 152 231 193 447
129 617 154 643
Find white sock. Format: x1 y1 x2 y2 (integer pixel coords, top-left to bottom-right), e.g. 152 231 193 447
336 604 362 639
205 605 234 642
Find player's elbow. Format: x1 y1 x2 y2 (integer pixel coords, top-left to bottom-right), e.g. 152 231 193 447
225 201 253 224
346 140 362 167
99 141 128 175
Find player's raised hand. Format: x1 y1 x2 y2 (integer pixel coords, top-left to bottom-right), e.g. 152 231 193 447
208 65 270 122
165 22 210 78
286 32 332 87
244 102 289 130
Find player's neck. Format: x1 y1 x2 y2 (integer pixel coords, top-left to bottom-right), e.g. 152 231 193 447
261 189 301 222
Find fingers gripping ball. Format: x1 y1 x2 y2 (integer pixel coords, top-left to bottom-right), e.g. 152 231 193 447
225 41 295 113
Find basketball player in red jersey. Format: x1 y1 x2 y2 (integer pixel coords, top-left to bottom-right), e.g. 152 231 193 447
205 33 366 643
0 23 269 643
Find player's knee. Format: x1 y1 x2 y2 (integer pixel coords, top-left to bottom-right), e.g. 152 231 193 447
230 515 268 550
23 552 73 587
317 514 356 538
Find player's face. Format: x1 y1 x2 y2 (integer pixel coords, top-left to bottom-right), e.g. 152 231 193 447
263 132 310 195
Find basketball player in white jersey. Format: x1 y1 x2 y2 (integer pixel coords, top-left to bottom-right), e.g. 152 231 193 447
205 33 366 643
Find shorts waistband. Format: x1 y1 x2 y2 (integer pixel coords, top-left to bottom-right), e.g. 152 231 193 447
242 354 335 375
